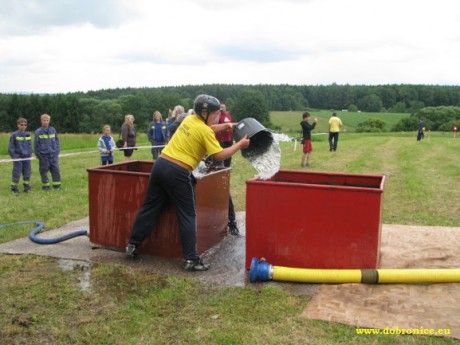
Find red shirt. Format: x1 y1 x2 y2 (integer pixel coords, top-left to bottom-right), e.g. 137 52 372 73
215 111 233 142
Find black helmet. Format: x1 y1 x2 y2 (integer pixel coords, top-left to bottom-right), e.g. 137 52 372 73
194 94 220 121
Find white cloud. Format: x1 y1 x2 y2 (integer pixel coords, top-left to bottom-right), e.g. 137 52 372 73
0 0 127 35
0 0 459 93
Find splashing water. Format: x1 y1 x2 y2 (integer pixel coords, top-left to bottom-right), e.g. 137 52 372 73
58 259 91 291
246 138 281 180
192 160 208 179
272 132 294 142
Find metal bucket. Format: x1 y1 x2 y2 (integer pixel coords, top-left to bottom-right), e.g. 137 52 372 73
233 118 274 158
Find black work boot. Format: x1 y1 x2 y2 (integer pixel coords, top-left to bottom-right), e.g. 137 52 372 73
183 258 210 271
125 243 138 259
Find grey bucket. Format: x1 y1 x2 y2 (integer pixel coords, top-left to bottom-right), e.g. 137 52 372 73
233 118 274 158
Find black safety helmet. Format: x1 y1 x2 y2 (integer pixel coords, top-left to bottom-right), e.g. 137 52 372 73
193 94 221 123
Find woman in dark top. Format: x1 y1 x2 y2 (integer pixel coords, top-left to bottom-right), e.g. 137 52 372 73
120 114 136 161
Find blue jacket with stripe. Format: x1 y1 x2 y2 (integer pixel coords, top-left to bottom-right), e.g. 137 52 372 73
8 130 33 158
34 126 60 157
147 121 169 143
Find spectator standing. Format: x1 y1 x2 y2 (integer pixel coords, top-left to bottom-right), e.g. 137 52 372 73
300 112 318 168
166 109 174 126
215 103 239 235
34 114 61 190
328 112 342 151
417 119 424 141
147 111 168 161
97 125 116 165
216 104 234 167
8 118 32 194
120 114 136 161
167 105 185 138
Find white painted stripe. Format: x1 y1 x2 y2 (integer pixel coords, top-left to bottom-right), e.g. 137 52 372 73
0 144 165 163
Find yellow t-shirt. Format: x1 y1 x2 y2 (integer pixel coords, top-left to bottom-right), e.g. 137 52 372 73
329 116 342 132
162 115 223 169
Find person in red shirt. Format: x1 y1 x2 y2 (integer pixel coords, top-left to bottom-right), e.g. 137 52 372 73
215 104 239 236
216 104 234 167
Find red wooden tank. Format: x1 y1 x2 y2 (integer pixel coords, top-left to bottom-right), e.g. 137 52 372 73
87 161 230 257
245 170 385 269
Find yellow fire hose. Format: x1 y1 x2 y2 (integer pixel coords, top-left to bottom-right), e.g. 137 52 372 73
249 258 460 284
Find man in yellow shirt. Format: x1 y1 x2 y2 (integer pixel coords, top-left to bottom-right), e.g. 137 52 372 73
328 112 343 152
126 94 250 271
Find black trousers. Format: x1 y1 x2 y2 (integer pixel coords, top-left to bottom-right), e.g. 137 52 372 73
328 132 340 150
129 157 199 261
219 140 236 224
228 194 236 225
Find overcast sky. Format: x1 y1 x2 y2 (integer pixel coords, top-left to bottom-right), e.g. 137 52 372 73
1 0 459 93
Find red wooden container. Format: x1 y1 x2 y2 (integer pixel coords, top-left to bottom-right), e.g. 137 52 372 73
87 161 230 257
245 170 385 269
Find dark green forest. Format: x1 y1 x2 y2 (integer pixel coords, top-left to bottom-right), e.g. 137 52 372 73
1 84 460 133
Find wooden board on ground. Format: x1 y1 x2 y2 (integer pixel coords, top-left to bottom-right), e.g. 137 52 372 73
302 224 460 339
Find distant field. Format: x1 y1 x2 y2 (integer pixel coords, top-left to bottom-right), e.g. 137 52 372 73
270 110 409 136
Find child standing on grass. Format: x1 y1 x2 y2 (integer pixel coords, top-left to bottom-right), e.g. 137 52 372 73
97 125 116 165
34 114 61 190
300 112 318 168
8 118 32 194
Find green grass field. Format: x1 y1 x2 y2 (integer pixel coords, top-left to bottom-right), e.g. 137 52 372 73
1 118 459 344
270 110 409 136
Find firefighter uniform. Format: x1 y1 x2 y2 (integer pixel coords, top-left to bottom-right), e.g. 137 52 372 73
146 120 169 160
34 126 61 190
8 130 33 192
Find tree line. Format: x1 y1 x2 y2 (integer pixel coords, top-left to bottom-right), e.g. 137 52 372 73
1 84 460 133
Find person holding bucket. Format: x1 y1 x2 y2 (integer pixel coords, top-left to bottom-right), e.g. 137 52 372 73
126 94 250 272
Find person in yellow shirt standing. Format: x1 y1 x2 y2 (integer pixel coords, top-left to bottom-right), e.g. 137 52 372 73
328 112 343 152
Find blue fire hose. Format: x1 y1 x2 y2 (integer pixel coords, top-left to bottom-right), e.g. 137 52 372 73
0 221 88 244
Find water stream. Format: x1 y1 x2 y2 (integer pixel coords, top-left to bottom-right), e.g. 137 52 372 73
246 137 281 180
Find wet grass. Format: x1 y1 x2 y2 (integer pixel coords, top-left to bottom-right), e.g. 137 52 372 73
1 254 458 344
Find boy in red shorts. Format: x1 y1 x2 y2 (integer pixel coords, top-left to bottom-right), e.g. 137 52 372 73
300 111 318 168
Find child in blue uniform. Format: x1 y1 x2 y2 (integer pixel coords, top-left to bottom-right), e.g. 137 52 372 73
8 118 33 194
34 114 61 190
97 125 116 165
